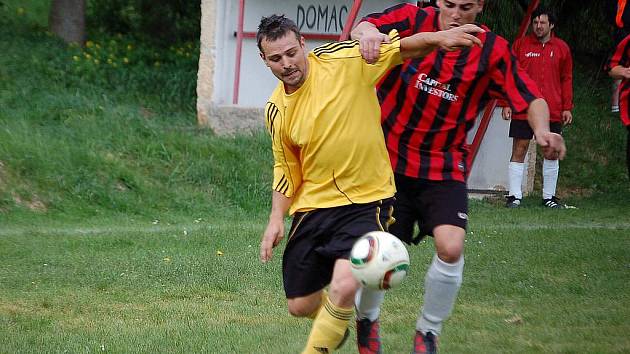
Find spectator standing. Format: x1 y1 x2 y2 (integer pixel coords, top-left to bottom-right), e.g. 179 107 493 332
611 0 630 112
503 7 573 209
607 33 630 180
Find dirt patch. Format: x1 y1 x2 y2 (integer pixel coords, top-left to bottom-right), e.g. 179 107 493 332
0 161 48 212
26 197 47 212
12 192 47 212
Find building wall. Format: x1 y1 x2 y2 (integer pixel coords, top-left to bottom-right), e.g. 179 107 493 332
467 108 536 195
197 0 217 128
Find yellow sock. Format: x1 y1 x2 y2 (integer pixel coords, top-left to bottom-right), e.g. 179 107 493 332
302 298 352 354
306 290 329 320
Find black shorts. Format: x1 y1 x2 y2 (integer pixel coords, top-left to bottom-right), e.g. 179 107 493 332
282 198 395 298
509 119 562 139
389 174 468 245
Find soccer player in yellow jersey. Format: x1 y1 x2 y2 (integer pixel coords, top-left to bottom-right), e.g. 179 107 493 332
257 14 483 353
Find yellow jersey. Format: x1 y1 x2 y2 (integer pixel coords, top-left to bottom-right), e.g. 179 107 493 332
264 31 402 215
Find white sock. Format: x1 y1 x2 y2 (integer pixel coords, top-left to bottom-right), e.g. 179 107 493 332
542 159 559 199
417 255 464 336
508 162 525 199
355 286 385 321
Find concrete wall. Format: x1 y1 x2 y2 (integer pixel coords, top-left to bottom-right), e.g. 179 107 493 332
467 108 536 195
196 0 217 129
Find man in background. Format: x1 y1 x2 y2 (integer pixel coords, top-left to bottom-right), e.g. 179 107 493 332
503 7 573 209
611 0 630 113
607 33 630 180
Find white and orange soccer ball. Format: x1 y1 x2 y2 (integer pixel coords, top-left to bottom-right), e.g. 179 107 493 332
350 231 410 290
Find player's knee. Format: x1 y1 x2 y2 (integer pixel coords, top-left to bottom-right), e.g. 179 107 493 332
434 225 465 263
287 298 318 317
328 277 359 307
437 244 463 263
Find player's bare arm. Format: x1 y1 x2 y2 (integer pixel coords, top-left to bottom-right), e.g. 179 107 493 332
400 24 484 60
353 21 484 63
527 98 567 160
260 191 293 263
609 65 630 80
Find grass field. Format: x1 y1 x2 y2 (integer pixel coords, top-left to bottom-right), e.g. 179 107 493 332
1 200 629 353
1 1 630 353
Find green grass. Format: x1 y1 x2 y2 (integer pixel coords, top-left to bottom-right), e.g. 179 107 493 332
0 2 270 222
1 202 629 353
1 2 629 353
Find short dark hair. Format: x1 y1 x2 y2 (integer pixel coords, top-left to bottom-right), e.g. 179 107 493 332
257 14 301 53
531 6 556 26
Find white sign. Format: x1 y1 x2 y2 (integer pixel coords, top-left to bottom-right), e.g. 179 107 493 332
467 108 532 194
213 0 412 107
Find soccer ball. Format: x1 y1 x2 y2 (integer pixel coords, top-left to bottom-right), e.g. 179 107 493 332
350 231 410 290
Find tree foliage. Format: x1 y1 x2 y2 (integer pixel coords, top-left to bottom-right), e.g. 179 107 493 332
86 0 200 45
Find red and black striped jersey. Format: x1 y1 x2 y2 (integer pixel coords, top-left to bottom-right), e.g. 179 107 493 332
363 4 542 182
607 34 630 127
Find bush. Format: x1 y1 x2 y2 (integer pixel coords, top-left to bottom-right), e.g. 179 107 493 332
87 0 201 45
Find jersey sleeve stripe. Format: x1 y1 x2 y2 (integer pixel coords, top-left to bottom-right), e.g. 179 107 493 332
270 105 279 139
374 20 410 36
274 175 287 191
278 178 289 194
313 41 359 57
313 40 355 53
314 31 399 58
413 9 428 33
265 102 280 139
281 181 289 194
508 55 538 103
265 102 271 125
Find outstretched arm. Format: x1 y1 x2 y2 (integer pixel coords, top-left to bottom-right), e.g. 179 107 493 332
399 24 484 60
353 22 484 63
